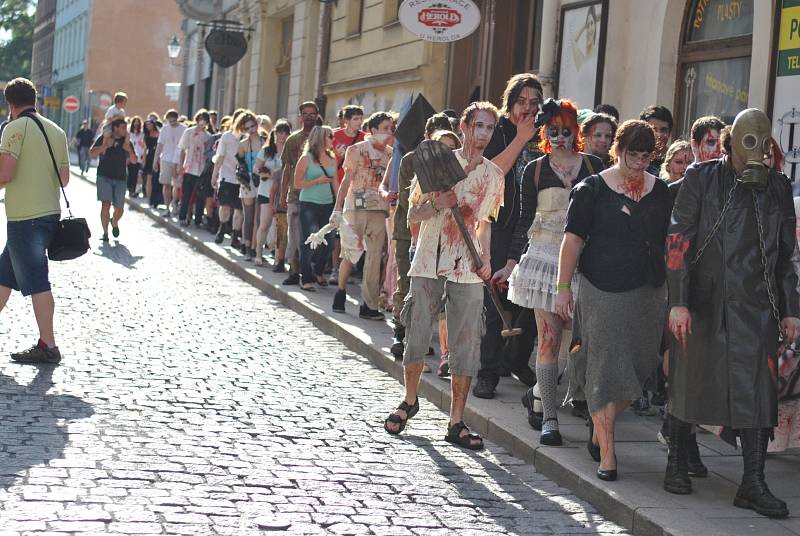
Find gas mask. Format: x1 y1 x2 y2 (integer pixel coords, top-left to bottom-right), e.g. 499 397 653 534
731 108 772 190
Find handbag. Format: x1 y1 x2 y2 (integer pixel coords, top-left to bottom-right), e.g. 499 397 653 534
20 110 91 261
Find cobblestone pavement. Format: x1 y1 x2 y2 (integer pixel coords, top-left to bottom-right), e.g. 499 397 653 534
0 179 629 535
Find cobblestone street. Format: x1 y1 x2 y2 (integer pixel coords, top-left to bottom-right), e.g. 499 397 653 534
0 178 628 535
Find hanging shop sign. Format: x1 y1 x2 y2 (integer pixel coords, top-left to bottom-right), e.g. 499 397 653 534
772 0 800 183
399 0 481 43
205 28 248 68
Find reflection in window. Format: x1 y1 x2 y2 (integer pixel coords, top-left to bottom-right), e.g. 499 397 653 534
681 57 750 133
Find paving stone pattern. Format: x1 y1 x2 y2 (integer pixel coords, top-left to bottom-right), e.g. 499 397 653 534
0 180 629 534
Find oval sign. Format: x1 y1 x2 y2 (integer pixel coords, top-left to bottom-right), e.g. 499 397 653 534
399 0 480 43
205 28 248 68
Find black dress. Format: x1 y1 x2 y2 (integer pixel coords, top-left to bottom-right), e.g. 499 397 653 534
143 135 158 174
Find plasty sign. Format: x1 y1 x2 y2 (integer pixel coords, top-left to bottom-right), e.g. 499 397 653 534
399 0 481 43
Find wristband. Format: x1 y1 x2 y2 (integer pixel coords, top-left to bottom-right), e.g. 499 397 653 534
556 282 571 291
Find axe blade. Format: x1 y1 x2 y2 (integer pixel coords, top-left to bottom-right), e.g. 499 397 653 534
411 140 467 194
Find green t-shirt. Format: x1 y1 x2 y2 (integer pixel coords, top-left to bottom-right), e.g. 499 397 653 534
0 114 68 221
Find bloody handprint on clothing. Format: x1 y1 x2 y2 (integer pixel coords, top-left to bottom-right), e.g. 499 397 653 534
666 233 690 271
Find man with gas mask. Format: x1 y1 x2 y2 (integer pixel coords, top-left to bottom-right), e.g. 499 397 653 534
664 108 800 518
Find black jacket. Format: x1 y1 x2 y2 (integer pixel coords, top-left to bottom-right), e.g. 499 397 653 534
667 158 799 428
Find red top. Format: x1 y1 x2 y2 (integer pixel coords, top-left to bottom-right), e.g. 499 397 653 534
332 128 365 182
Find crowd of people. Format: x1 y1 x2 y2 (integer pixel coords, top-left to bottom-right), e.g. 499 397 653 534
78 74 800 518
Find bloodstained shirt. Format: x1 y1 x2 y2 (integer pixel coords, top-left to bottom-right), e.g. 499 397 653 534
342 138 392 213
408 152 505 284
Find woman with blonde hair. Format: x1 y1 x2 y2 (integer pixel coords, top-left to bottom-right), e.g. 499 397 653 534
660 140 693 183
294 125 338 291
235 111 264 259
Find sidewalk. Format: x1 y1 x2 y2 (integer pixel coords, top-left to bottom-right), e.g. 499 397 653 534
73 167 800 536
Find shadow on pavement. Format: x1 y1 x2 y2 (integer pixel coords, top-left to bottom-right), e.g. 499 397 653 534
96 241 144 269
0 365 94 488
406 435 597 534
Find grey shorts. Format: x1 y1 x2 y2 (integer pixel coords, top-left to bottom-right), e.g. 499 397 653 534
159 160 179 186
97 175 126 209
401 276 485 377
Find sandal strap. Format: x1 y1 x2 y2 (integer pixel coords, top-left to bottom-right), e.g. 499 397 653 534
397 398 418 413
448 421 469 436
386 413 405 425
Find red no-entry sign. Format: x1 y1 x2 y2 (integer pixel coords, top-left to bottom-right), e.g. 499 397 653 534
63 96 80 113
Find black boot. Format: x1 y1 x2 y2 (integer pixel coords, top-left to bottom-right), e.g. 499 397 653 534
664 416 692 494
390 324 405 360
734 428 788 518
687 433 708 477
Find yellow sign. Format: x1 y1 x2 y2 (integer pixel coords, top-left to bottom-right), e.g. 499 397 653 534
779 5 800 51
43 96 60 108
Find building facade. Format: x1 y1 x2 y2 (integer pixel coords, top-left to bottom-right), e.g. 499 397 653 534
49 0 183 137
30 0 58 100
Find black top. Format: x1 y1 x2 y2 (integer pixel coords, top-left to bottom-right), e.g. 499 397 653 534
566 174 671 292
646 158 663 177
508 153 603 262
93 135 128 181
483 116 543 231
76 128 95 147
668 177 683 208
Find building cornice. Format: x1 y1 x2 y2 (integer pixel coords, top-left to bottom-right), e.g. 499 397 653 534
322 67 422 95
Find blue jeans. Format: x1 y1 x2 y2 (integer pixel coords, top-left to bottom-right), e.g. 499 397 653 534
78 146 90 173
0 214 60 296
299 201 334 285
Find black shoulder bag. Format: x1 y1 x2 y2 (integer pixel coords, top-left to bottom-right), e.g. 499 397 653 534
21 111 91 261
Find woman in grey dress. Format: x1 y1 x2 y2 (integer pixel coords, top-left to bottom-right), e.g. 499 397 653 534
554 120 672 481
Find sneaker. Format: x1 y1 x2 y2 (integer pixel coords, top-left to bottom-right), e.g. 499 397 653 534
214 228 225 244
657 419 669 446
272 260 286 273
328 271 339 286
282 273 300 286
11 341 61 364
332 289 347 313
359 303 385 321
112 225 120 238
101 234 109 242
437 354 450 379
162 209 171 218
245 249 254 261
472 376 498 399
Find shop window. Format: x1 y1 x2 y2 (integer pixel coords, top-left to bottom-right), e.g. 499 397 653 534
676 0 753 135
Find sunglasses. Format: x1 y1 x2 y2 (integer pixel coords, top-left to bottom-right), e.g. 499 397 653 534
547 127 572 138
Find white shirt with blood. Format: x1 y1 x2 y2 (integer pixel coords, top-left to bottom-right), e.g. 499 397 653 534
408 153 504 284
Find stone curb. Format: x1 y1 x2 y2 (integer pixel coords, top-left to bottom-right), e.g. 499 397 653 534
73 169 688 536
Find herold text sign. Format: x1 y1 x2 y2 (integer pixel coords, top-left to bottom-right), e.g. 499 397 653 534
399 0 481 43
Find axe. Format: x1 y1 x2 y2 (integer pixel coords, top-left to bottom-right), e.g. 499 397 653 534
412 140 522 338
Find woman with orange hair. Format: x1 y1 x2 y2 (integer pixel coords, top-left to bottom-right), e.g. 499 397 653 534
496 98 603 446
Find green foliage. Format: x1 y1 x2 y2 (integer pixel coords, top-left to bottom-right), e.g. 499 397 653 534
0 0 35 80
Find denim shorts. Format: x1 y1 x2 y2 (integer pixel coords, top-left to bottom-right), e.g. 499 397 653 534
0 214 59 296
97 175 126 209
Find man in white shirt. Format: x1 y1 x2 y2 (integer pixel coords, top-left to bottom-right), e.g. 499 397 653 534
211 110 245 244
383 102 505 451
154 109 187 217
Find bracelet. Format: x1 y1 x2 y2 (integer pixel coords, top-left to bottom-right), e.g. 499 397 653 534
556 282 571 291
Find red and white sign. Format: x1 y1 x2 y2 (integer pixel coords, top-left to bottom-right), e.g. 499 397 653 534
400 0 480 43
63 96 80 113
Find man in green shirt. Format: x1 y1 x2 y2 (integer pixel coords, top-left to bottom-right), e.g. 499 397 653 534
0 78 70 364
278 101 318 285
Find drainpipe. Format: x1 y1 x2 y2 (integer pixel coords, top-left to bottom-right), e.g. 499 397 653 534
537 0 561 98
315 0 333 119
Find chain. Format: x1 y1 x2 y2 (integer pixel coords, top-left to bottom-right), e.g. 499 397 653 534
690 180 739 266
752 191 784 339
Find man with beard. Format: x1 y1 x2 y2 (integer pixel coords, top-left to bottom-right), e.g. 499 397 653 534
279 102 320 285
664 108 800 518
383 102 504 450
474 73 540 399
90 118 137 240
639 105 673 177
331 111 394 320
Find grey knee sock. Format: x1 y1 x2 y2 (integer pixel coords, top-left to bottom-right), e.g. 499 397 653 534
536 362 559 432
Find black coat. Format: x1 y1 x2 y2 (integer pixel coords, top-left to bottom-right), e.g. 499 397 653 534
667 159 799 428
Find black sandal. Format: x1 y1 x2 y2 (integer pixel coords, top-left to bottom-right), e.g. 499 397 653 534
383 398 419 435
445 421 484 450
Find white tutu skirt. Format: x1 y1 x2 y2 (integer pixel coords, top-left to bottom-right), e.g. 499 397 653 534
507 239 579 312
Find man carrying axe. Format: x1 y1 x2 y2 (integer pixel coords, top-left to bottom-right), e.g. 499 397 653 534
383 102 505 450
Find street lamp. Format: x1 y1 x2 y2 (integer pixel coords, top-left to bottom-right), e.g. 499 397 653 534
167 36 182 60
